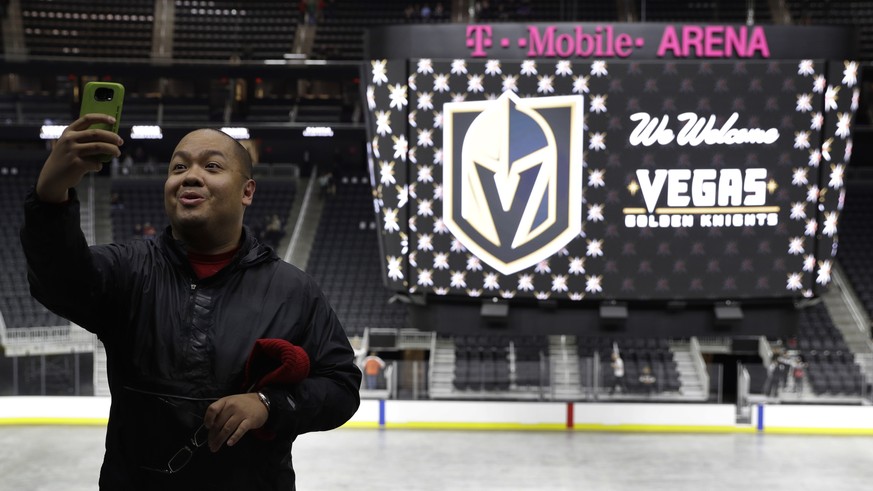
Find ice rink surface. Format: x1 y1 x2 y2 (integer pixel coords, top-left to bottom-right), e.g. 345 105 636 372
1 425 872 490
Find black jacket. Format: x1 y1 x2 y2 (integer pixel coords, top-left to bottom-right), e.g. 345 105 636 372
21 188 361 490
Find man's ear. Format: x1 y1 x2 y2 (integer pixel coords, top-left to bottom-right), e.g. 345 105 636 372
242 179 256 206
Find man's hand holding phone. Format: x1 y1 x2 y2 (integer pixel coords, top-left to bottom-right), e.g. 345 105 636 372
35 114 124 203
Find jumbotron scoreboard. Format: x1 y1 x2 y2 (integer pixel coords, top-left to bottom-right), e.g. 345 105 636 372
364 23 858 303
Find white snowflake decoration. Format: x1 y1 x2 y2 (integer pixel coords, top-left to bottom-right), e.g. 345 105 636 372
392 135 408 161
387 256 404 280
588 169 605 188
375 110 392 136
822 211 838 237
590 60 608 77
786 273 803 291
537 75 555 94
417 269 434 287
835 113 851 139
387 83 408 110
502 74 519 93
788 237 805 255
816 260 832 285
843 61 858 87
517 274 535 291
829 164 845 189
794 131 810 149
417 59 434 74
797 60 814 76
551 275 569 293
371 59 388 85
379 160 396 185
790 202 806 220
433 73 450 93
520 60 538 76
451 59 468 75
417 128 434 148
572 75 590 94
417 92 434 111
792 167 808 186
433 252 449 270
587 203 605 222
450 271 467 288
589 132 606 151
590 94 608 113
813 75 826 94
587 239 604 257
467 74 485 93
796 93 813 113
483 273 500 290
383 208 400 232
569 257 585 275
585 275 603 293
417 198 433 217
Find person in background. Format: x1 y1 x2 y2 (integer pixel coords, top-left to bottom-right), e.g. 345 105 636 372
609 351 626 395
639 365 657 396
362 352 386 390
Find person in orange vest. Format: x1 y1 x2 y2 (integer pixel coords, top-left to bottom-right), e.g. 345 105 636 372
362 352 386 390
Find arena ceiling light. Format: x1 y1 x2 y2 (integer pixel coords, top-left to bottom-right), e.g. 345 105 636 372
39 125 67 140
130 125 163 140
220 127 250 139
302 126 334 137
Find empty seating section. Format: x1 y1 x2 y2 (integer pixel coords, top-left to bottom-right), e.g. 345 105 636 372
797 303 866 396
110 176 296 249
453 336 510 391
305 176 407 337
643 0 769 23
452 335 548 392
21 0 154 58
577 337 681 394
173 1 299 60
786 1 873 61
839 184 873 319
0 163 69 328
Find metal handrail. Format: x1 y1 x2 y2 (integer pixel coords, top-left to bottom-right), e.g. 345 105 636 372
284 165 318 266
689 336 710 400
833 263 873 354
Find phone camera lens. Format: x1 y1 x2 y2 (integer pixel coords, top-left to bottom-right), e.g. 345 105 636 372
95 87 114 101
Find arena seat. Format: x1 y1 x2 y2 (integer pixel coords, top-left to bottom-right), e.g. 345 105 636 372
305 175 408 337
21 0 154 58
172 0 299 61
839 183 873 319
796 303 866 396
0 163 69 328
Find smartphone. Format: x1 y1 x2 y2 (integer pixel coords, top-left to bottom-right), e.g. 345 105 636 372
79 81 125 161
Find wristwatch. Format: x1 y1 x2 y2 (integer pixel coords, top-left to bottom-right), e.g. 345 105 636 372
256 391 271 412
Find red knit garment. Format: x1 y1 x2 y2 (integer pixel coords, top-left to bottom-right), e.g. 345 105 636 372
244 339 311 391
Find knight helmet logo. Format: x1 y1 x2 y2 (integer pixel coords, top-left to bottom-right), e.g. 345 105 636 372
443 91 584 275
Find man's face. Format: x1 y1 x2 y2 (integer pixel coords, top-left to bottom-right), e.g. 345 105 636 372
164 130 254 235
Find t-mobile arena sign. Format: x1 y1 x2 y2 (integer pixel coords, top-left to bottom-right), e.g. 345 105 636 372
366 23 857 61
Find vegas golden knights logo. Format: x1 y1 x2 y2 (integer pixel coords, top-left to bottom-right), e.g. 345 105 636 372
443 91 584 275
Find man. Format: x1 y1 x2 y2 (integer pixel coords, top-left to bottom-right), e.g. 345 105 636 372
21 114 361 490
608 351 626 395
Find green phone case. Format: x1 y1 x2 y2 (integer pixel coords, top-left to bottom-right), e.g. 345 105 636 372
79 82 124 162
79 82 125 133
